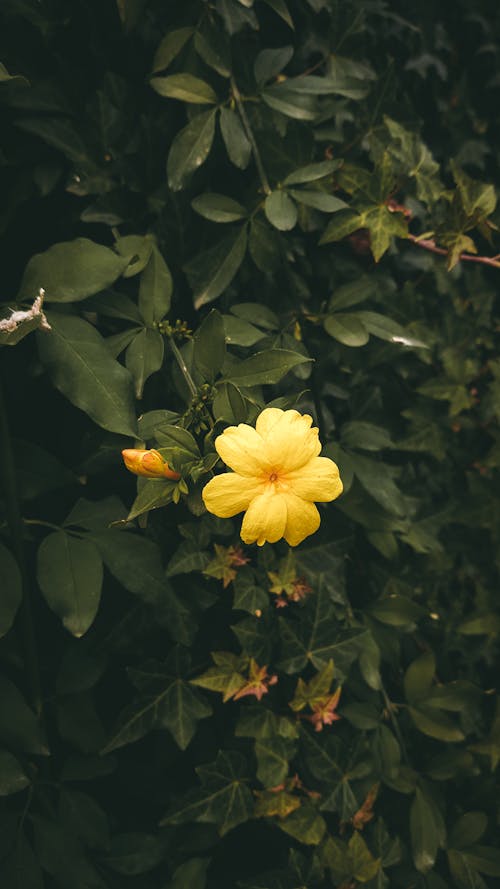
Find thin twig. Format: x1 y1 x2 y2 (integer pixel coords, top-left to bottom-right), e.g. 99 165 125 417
230 75 271 195
408 233 500 270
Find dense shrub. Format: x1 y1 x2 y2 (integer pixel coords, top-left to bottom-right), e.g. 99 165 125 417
1 1 500 887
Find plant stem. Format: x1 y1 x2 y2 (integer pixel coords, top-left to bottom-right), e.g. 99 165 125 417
230 75 271 196
408 233 500 270
0 370 42 716
167 335 198 399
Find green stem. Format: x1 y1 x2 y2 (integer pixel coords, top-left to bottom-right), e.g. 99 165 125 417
167 335 198 399
0 370 42 716
230 75 271 196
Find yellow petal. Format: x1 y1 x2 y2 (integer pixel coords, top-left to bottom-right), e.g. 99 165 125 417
202 473 265 518
240 488 287 546
263 410 320 472
255 407 285 438
215 424 272 476
283 492 320 546
284 456 343 502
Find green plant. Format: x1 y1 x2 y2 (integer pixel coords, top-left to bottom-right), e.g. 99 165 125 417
1 1 500 887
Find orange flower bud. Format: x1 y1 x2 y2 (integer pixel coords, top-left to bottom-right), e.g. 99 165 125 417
121 448 181 480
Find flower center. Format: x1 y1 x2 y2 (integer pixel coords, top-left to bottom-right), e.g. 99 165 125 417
269 472 278 482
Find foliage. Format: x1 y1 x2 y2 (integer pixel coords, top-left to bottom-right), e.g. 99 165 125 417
1 1 500 887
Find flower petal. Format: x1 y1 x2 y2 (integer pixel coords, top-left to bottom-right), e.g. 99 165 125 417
240 489 287 546
262 410 320 472
255 407 285 438
215 424 272 476
284 456 343 502
282 492 320 546
203 473 265 518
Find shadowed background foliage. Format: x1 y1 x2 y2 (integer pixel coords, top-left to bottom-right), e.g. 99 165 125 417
1 1 500 887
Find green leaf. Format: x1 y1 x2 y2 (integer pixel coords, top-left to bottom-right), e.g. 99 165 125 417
105 832 166 875
104 659 211 752
324 313 369 347
167 858 210 889
262 0 294 29
349 452 405 516
277 805 326 846
138 244 172 324
219 107 252 169
320 209 363 243
226 349 311 387
457 613 500 635
94 530 192 643
194 21 231 77
37 312 137 437
449 813 488 850
255 737 293 787
447 849 488 889
18 238 127 303
0 543 22 638
233 569 269 614
185 227 248 309
262 85 318 121
462 847 500 877
192 193 247 223
284 159 341 185
161 750 254 836
223 315 265 347
126 478 177 521
410 787 445 873
167 109 217 191
37 531 103 637
0 749 30 796
409 706 464 742
193 309 226 381
231 302 279 330
115 234 154 278
341 421 394 451
404 651 435 703
152 27 194 73
368 595 425 627
150 74 217 104
254 46 294 86
288 189 347 212
357 311 427 347
125 328 164 398
0 676 48 755
264 191 298 231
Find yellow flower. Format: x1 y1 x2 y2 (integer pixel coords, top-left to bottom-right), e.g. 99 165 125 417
122 448 180 480
202 408 343 547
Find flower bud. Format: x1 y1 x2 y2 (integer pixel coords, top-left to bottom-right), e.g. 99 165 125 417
121 448 180 480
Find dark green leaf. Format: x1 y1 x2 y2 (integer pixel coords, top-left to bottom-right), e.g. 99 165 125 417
324 313 369 347
226 349 311 387
37 312 137 437
126 328 164 398
152 27 195 73
0 749 30 796
193 309 226 381
37 531 103 637
167 109 217 191
138 244 172 324
0 676 48 755
192 193 247 223
185 227 248 309
18 238 127 303
219 107 252 169
265 191 298 231
151 74 217 104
